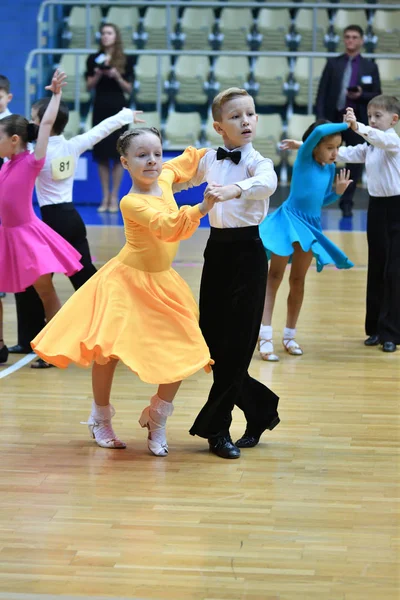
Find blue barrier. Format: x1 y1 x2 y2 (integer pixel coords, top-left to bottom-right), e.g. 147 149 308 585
33 149 207 205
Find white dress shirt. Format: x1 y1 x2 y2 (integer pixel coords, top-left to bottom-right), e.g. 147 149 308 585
0 108 11 120
338 123 400 197
174 143 277 228
35 108 133 207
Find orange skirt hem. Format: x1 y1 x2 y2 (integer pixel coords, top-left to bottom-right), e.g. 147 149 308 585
31 342 214 385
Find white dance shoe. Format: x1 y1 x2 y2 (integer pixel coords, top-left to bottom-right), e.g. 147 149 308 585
282 338 303 356
259 325 279 362
83 404 126 449
139 396 174 457
139 406 169 456
259 337 279 362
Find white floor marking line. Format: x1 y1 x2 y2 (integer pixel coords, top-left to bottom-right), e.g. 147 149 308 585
0 353 37 379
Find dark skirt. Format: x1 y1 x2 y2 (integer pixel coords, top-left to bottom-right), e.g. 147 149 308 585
92 94 128 162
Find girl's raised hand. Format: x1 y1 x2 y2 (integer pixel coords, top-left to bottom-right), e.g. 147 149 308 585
45 69 67 95
335 168 353 195
133 110 145 124
199 194 218 215
280 139 302 151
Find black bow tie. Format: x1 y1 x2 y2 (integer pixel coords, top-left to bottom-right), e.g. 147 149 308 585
216 147 241 165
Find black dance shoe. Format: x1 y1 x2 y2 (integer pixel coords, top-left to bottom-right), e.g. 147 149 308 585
236 414 280 448
0 345 9 364
364 335 380 347
382 342 396 353
208 434 241 459
8 344 32 354
30 358 54 369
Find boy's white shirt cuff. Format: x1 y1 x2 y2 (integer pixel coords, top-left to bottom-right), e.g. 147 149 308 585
357 122 369 136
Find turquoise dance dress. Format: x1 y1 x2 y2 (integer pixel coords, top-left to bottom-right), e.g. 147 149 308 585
259 122 354 272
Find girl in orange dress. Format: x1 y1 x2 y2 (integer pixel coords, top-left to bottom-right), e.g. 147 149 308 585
31 128 215 455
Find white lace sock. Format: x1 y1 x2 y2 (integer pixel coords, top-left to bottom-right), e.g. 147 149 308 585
85 401 125 448
148 395 174 445
91 401 114 421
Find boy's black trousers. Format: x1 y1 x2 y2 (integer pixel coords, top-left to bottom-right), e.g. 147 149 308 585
190 225 279 439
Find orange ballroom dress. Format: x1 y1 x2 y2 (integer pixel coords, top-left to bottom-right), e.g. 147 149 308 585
31 148 213 384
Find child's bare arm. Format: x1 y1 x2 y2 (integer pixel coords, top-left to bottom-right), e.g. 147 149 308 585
34 70 67 160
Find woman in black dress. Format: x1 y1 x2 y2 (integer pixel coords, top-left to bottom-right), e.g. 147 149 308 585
86 23 134 212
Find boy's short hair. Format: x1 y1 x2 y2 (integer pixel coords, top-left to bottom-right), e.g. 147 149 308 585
212 87 252 122
344 24 364 37
368 94 400 116
0 75 11 94
32 97 69 135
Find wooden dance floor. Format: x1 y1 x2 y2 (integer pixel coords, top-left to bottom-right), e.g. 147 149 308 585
0 227 399 600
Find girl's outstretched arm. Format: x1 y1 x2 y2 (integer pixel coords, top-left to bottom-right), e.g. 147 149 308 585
299 122 349 161
34 70 67 160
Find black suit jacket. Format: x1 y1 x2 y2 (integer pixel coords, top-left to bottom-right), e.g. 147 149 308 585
316 53 381 124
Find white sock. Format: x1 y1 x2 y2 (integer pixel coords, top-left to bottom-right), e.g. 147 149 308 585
91 401 114 421
283 327 296 340
260 324 273 340
149 394 174 423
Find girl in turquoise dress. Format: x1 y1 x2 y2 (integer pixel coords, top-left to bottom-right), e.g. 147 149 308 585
259 121 354 361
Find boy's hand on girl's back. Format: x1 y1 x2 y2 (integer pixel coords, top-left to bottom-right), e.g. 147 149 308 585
204 183 241 203
45 69 67 95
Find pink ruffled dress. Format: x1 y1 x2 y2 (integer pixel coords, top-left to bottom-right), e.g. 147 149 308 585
0 151 83 292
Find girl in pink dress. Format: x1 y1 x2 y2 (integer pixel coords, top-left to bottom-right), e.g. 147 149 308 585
0 70 83 364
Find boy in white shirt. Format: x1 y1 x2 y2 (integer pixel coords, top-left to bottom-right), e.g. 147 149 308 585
10 100 143 366
343 97 400 353
165 87 280 458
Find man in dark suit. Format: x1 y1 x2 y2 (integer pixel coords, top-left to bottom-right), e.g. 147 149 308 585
316 25 381 217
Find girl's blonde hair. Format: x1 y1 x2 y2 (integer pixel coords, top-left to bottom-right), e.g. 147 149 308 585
117 127 162 157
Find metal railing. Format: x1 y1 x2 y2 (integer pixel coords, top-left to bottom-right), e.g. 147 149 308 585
32 0 400 117
36 1 400 52
25 47 400 119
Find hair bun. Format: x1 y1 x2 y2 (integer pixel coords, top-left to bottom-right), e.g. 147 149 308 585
27 122 39 143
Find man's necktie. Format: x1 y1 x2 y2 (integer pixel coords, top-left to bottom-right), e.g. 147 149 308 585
337 57 353 111
216 147 241 165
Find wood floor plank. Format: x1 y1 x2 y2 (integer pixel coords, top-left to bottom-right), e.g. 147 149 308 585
0 228 398 599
